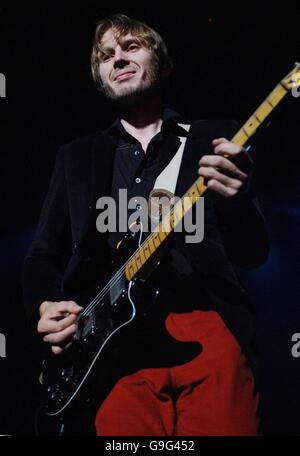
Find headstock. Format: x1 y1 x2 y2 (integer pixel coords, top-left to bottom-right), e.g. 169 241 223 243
281 62 300 91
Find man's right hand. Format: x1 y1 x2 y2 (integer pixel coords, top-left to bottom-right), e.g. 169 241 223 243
37 300 83 355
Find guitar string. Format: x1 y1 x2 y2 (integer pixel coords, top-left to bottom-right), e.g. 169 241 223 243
79 211 176 319
79 198 187 321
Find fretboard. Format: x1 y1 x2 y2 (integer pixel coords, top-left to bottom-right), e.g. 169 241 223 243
232 81 289 146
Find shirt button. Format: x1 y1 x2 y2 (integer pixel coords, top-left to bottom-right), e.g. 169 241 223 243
135 177 141 184
134 150 140 156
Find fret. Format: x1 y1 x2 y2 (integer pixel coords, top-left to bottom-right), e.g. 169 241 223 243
152 232 161 248
187 190 198 205
189 185 200 198
182 195 193 213
231 129 249 147
196 177 207 194
125 262 136 281
243 115 261 136
158 229 167 242
131 260 138 275
143 243 151 259
279 80 290 91
161 213 173 233
173 203 183 223
149 237 156 253
135 253 144 269
242 127 250 138
255 102 273 122
139 247 147 264
268 84 287 107
233 83 288 147
253 113 262 124
169 213 175 229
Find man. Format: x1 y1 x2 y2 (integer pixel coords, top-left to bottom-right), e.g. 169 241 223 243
23 14 269 435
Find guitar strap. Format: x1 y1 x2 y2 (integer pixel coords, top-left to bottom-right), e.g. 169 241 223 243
148 123 191 225
152 123 191 194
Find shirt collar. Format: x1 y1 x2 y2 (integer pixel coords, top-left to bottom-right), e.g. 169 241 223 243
107 108 189 141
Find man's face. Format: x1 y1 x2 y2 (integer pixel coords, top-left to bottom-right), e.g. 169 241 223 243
98 28 160 103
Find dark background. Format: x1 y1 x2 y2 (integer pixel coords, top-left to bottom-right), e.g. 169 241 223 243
0 2 299 435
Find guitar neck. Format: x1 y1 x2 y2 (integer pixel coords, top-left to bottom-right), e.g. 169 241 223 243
124 64 300 281
232 80 289 147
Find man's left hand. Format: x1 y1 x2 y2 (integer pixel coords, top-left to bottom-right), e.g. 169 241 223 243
198 138 250 198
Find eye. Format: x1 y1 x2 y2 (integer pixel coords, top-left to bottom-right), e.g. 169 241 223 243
101 53 112 62
127 43 139 51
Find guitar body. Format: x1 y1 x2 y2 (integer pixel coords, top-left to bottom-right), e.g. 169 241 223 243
36 229 201 435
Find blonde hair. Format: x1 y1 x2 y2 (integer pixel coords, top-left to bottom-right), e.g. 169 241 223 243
91 14 173 91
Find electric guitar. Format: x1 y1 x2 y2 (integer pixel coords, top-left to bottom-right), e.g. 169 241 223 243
37 63 300 431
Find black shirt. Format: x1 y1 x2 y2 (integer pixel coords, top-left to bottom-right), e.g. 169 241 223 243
107 108 210 310
107 108 189 250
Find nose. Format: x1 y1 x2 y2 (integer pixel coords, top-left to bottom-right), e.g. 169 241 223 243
113 46 129 67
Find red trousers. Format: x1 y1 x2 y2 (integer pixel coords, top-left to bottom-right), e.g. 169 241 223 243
95 310 259 436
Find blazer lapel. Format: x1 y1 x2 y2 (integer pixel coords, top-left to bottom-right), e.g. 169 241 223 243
91 131 118 205
77 131 117 252
176 123 213 198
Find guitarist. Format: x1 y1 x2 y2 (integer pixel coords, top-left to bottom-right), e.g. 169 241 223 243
22 14 269 435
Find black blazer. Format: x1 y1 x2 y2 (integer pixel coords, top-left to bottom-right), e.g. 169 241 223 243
22 119 269 370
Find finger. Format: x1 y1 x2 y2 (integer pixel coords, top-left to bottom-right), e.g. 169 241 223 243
56 301 83 314
214 142 244 156
46 301 83 319
212 137 229 146
198 166 244 189
198 155 248 180
52 345 64 355
51 339 74 356
207 179 239 198
43 323 77 345
37 313 78 334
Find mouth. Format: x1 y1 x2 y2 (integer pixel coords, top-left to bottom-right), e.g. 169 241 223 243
114 71 136 82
